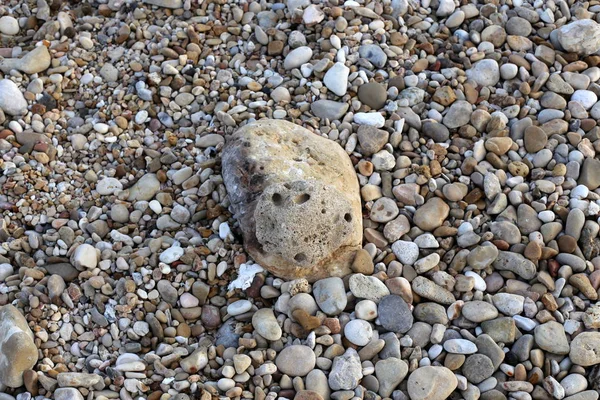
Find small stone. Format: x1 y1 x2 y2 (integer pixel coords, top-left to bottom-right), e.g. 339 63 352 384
313 277 347 316
413 197 450 231
329 348 363 390
128 173 161 201
423 121 450 142
323 62 349 96
351 249 374 274
534 321 570 355
0 16 19 35
524 126 547 153
0 79 27 116
358 82 387 109
407 366 458 400
412 276 455 304
276 345 316 376
432 86 456 106
579 158 600 190
344 319 373 346
370 197 399 223
349 273 390 302
99 63 119 82
252 308 282 341
54 389 84 400
71 244 97 270
311 100 349 121
357 125 389 156
467 59 500 87
378 295 413 333
180 347 208 373
376 358 408 398
492 251 536 280
443 100 472 129
392 240 419 264
96 178 123 195
461 301 498 322
443 339 478 354
462 354 495 384
359 44 387 68
0 46 51 75
284 46 313 69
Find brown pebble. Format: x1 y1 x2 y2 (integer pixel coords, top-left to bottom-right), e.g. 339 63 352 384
351 249 374 274
24 370 38 396
292 309 321 332
557 235 577 253
524 241 542 261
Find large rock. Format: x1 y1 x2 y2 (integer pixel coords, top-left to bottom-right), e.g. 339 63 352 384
0 46 51 74
557 20 600 56
0 305 38 387
222 120 362 281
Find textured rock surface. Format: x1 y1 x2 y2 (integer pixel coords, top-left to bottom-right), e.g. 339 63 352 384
557 20 600 56
0 305 38 387
222 119 362 281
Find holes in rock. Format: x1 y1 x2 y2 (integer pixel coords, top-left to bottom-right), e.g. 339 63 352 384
272 193 283 205
321 209 326 214
294 194 310 204
344 213 352 222
294 253 307 262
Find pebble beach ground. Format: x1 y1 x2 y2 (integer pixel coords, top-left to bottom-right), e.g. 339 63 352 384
3 0 600 400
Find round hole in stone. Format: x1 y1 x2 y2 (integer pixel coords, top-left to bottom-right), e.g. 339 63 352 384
294 193 310 204
321 209 326 214
294 253 307 262
344 213 352 222
272 193 283 205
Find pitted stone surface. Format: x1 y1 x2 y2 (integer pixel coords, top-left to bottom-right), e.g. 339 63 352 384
222 119 362 281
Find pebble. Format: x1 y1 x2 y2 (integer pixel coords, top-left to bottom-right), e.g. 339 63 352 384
323 62 349 96
0 16 19 35
252 309 282 341
284 46 313 69
328 348 363 390
344 319 373 346
0 79 28 116
378 295 413 333
276 345 316 376
408 366 458 400
358 82 387 109
349 273 390 302
313 277 347 316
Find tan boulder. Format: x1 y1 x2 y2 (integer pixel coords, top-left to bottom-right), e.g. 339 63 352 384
222 119 362 281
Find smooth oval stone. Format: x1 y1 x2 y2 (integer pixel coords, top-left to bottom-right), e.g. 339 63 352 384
378 295 413 333
443 339 478 354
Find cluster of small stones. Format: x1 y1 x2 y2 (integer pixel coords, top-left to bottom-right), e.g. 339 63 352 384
4 0 600 400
